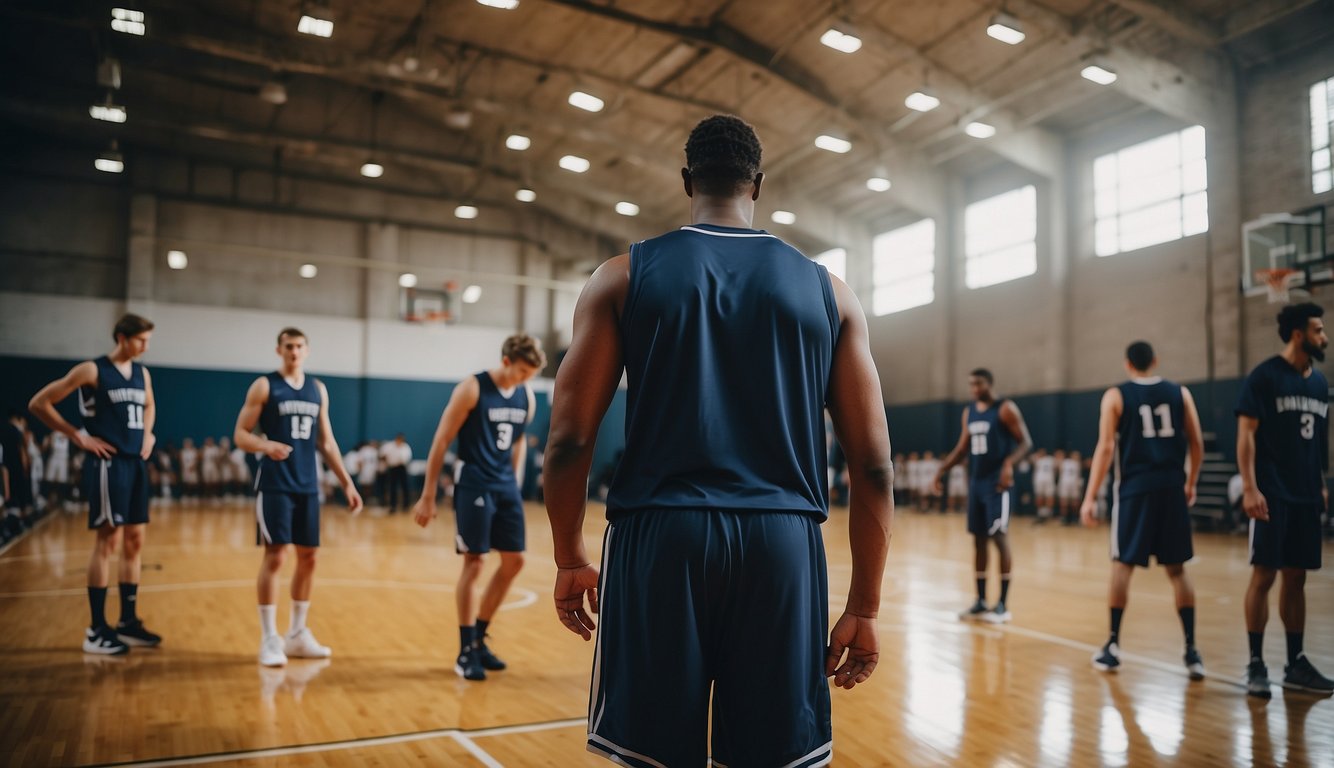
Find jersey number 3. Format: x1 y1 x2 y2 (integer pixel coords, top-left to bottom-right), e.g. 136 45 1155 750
1300 413 1316 440
1138 404 1176 438
496 423 513 450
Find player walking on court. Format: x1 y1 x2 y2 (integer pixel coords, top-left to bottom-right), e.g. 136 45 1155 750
1080 341 1206 678
28 314 162 655
1236 302 1334 697
544 115 893 767
413 335 544 681
936 369 1033 624
233 328 362 667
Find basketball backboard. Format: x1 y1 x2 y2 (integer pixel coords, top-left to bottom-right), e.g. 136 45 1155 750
1241 207 1328 298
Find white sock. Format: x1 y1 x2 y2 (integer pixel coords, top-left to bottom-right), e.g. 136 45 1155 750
259 604 278 639
290 600 310 635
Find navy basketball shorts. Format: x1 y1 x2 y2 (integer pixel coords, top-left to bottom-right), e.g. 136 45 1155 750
453 485 525 554
256 490 320 547
1111 487 1192 567
1250 497 1323 570
588 509 833 768
967 482 1011 536
85 455 149 530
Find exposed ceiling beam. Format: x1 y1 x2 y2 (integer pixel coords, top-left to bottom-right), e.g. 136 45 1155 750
1222 0 1323 41
1104 0 1219 47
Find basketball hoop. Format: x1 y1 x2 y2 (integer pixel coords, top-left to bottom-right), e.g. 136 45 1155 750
1256 268 1300 304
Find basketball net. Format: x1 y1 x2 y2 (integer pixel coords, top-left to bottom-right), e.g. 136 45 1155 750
1257 268 1300 304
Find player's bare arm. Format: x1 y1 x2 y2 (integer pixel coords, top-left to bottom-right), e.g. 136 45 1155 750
28 360 114 458
1236 415 1268 521
233 377 291 462
997 400 1034 491
1081 387 1122 526
412 375 480 528
933 409 971 494
1181 386 1204 507
824 275 893 690
315 381 361 514
545 253 628 640
140 368 157 460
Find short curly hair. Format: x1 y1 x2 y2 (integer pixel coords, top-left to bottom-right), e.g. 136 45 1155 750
685 115 762 196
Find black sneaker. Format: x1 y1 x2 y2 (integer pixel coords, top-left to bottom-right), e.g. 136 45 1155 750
959 599 988 621
116 619 162 648
1246 659 1273 699
475 639 506 671
83 625 129 656
1184 648 1206 680
1092 641 1121 672
455 649 486 681
1283 655 1334 694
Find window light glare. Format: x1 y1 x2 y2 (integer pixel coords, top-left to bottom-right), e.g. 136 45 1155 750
89 104 127 123
559 155 591 173
965 121 997 139
615 201 640 216
568 90 605 112
867 176 892 192
454 205 479 219
905 90 940 112
771 210 796 225
299 264 318 279
398 273 418 288
505 134 531 151
819 28 862 53
360 162 384 178
166 250 188 270
476 0 520 8
297 15 334 37
986 13 1025 45
461 284 483 303
515 188 537 202
814 135 852 153
1081 64 1118 85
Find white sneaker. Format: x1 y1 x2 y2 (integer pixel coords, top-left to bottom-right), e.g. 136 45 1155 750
284 627 332 659
259 634 288 667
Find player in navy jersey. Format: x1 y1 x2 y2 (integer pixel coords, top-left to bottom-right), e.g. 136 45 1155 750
544 115 893 768
1236 302 1334 697
28 314 161 655
234 328 362 667
936 369 1033 625
413 334 545 681
1079 342 1206 678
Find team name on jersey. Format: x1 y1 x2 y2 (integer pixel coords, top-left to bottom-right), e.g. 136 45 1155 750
1274 396 1329 417
969 421 991 435
106 388 146 405
277 400 321 417
487 407 527 423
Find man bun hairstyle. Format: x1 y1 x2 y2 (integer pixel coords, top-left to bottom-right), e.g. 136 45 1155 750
969 368 994 385
113 313 154 341
277 327 307 345
1277 302 1324 342
1125 341 1155 372
685 115 762 196
503 333 547 370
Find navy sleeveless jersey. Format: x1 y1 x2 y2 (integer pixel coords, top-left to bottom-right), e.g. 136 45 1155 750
967 400 1013 482
257 372 322 494
79 356 147 456
605 223 840 521
1115 378 1187 496
1235 355 1329 502
457 373 529 489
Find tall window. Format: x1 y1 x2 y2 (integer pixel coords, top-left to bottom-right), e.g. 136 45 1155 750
871 219 935 315
1094 126 1208 256
1313 76 1334 194
812 247 847 282
965 186 1036 288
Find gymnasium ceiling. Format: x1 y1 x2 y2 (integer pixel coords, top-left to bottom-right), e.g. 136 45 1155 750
2 0 1333 260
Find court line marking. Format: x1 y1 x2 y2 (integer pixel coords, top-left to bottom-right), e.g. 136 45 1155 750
86 717 589 768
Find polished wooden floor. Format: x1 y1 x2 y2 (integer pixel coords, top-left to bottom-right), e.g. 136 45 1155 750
1 499 1331 767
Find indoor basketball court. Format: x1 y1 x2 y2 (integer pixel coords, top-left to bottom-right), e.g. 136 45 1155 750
2 1 1333 766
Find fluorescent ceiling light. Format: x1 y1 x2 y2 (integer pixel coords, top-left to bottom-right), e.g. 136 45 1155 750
568 91 605 112
299 264 318 278
866 176 892 192
904 90 940 112
505 134 531 151
477 0 520 8
461 285 483 303
814 135 852 153
398 273 418 288
259 82 288 105
819 28 862 53
95 148 124 174
89 104 127 123
166 250 188 270
360 162 384 178
986 13 1025 45
111 8 145 35
964 121 996 138
515 188 537 202
297 15 334 37
1081 64 1117 85
771 210 796 225
454 205 479 219
615 201 640 216
559 155 591 173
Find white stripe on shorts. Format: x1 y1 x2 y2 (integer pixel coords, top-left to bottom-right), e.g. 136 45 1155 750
255 492 272 545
